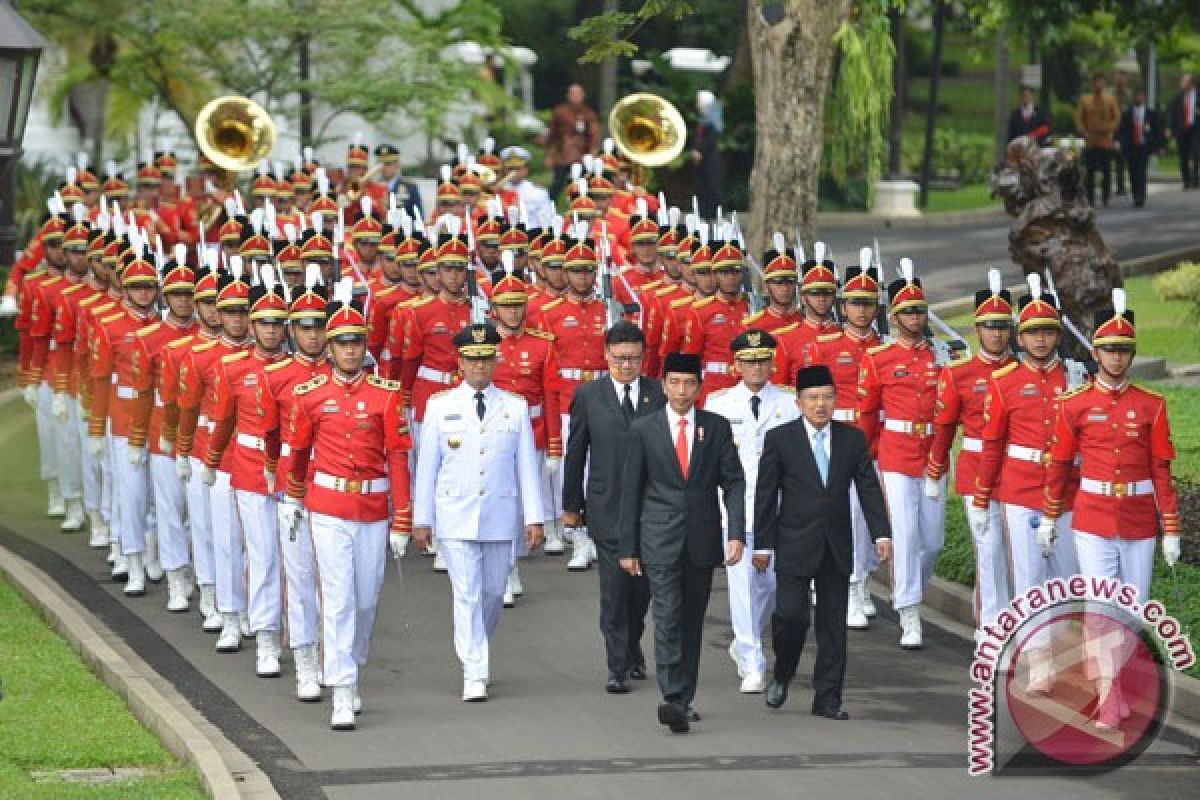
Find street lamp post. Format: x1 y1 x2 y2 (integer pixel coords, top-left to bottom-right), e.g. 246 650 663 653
0 0 46 301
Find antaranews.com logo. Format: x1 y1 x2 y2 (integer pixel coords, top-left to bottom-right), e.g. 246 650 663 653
968 575 1195 775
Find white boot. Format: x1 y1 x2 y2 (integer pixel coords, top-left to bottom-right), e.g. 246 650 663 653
503 580 516 609
860 578 877 617
352 684 363 714
216 613 242 652
88 513 109 548
462 679 488 702
899 605 923 650
46 478 65 517
165 569 189 612
423 535 437 557
239 611 252 638
110 543 128 580
61 498 85 531
567 529 592 571
846 581 869 630
432 549 447 573
509 565 523 596
294 645 321 702
144 533 163 582
123 553 146 596
543 519 565 554
256 630 281 677
331 686 356 730
199 586 223 632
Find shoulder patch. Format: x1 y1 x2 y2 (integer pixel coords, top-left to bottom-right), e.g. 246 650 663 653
743 310 764 324
1058 384 1091 402
375 284 400 298
62 282 86 296
525 328 555 341
221 350 250 365
367 374 402 390
1132 383 1163 400
992 361 1019 379
294 374 328 395
264 357 295 373
79 294 102 308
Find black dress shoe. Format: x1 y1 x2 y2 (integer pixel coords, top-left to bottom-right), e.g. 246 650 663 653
686 704 701 722
764 680 789 709
606 675 630 694
629 664 647 681
657 701 690 733
811 704 850 720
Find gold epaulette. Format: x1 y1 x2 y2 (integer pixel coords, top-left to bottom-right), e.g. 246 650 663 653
1131 383 1163 400
656 284 680 298
817 331 843 343
947 354 971 369
409 295 435 308
992 361 1019 379
221 350 250 365
541 297 565 312
264 357 295 373
62 282 86 297
641 279 664 293
367 374 402 390
743 310 764 325
1058 384 1091 402
192 339 219 353
167 334 195 349
525 328 555 341
100 310 124 324
79 294 103 309
375 284 400 298
136 322 163 337
867 341 893 355
670 296 694 309
693 296 716 308
773 322 799 335
294 374 328 395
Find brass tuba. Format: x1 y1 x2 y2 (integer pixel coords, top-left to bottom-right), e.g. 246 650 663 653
194 96 276 173
608 92 687 170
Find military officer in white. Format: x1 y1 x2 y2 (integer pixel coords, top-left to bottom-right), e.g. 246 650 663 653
414 322 545 702
703 330 798 693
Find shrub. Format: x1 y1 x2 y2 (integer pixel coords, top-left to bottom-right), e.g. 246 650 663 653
1154 262 1200 303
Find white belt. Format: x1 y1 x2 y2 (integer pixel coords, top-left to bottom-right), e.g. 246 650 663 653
380 348 392 361
529 404 543 419
111 374 118 384
833 409 855 422
48 340 56 351
115 385 135 400
559 368 600 382
236 432 266 451
313 470 389 494
197 414 213 434
1080 478 1154 498
416 366 456 385
154 390 164 409
883 418 932 436
961 436 982 453
1006 444 1046 464
704 361 730 375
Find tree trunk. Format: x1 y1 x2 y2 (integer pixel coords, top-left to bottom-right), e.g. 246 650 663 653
746 0 851 253
887 5 906 178
992 28 1009 164
917 0 946 209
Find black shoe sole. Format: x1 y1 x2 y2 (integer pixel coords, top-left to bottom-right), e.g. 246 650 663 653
657 702 689 733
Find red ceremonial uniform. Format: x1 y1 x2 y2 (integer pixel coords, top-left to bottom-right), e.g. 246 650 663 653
641 281 688 378
175 337 252 462
204 349 289 492
532 295 607 411
88 305 159 439
152 330 214 449
679 293 750 396
856 339 940 476
261 353 330 469
126 319 197 456
366 282 417 374
973 359 1077 511
73 291 120 414
492 328 562 455
22 271 62 386
1043 381 1180 538
398 295 472 421
612 265 659 316
925 352 1013 495
49 280 99 397
773 318 839 392
281 371 413 530
804 328 881 418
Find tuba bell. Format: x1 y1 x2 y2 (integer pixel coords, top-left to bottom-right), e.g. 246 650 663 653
195 96 276 173
608 92 687 170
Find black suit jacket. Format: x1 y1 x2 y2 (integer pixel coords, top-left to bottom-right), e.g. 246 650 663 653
1117 107 1165 156
1168 91 1197 139
1007 106 1051 146
753 419 890 578
617 408 745 568
562 376 666 538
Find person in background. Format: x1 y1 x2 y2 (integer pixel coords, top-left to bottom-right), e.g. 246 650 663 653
1112 70 1130 197
1168 73 1198 189
1117 87 1165 209
1006 85 1051 146
544 83 600 202
691 90 725 220
1074 72 1121 208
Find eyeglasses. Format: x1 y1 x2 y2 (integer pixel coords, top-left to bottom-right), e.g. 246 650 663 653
607 354 643 364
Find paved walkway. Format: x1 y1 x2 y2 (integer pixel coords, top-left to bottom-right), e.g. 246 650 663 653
0 395 1196 799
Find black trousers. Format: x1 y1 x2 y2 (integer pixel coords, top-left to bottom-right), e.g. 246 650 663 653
1114 149 1127 194
644 560 714 706
771 553 849 711
1127 151 1149 205
1179 129 1199 188
1083 146 1113 207
548 165 572 204
594 537 650 677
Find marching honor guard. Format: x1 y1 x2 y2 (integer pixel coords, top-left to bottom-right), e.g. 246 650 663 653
925 270 1015 634
680 237 749 400
280 280 413 729
703 329 798 693
413 323 544 702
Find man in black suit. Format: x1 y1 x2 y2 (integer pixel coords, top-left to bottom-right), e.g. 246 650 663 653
753 365 892 720
617 352 746 734
1117 88 1165 208
1168 73 1198 189
1006 86 1051 146
563 321 665 694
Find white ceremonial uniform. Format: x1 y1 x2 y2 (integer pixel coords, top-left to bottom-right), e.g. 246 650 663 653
414 383 544 684
704 381 798 678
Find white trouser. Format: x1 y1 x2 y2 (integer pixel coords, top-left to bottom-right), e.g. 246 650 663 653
111 436 150 555
54 394 82 500
151 453 189 571
186 457 215 585
280 513 319 649
35 381 58 481
211 470 246 613
1073 531 1155 604
849 480 878 583
439 538 515 682
882 471 946 609
101 424 115 528
539 450 561 524
235 489 281 634
310 512 388 687
725 528 775 675
1004 504 1077 594
76 399 101 513
964 496 1010 628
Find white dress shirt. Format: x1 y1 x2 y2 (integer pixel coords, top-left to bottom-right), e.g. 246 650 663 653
664 404 696 465
611 375 640 410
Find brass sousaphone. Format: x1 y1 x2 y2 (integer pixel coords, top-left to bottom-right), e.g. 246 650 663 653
195 95 277 172
608 92 687 172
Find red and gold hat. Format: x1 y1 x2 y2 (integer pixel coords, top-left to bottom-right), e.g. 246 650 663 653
974 269 1013 325
290 168 313 192
540 236 566 267
346 139 370 169
588 173 614 197
290 267 328 325
194 265 220 301
568 194 598 220
656 226 678 256
499 224 528 253
101 173 129 199
1016 273 1060 332
476 216 503 244
219 215 244 245
239 228 272 261
248 276 289 322
275 180 294 200
690 243 713 273
162 249 196 294
436 233 469 267
76 166 100 192
63 220 91 251
87 229 108 259
350 213 383 242
59 183 85 206
491 273 529 306
41 214 67 241
801 260 837 292
712 242 743 272
153 151 178 175
122 255 160 288
103 235 122 267
676 233 697 264
564 238 598 271
1092 288 1135 347
378 226 397 257
629 215 659 244
599 153 621 176
396 233 422 265
326 276 368 337
136 163 163 186
436 176 462 204
250 172 276 198
841 266 880 300
275 240 303 274
301 230 334 261
417 239 438 272
762 248 798 281
216 265 251 309
887 258 926 313
457 171 482 197
528 229 549 257
308 193 339 217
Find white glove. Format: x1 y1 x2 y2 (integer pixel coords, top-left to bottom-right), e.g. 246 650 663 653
176 455 192 482
389 532 410 560
23 385 38 409
0 294 18 317
200 466 217 486
1163 536 1181 568
967 505 990 540
1036 517 1058 558
87 436 106 459
263 469 276 495
923 475 941 499
544 456 561 478
158 436 173 456
51 392 68 421
128 446 147 467
277 500 304 540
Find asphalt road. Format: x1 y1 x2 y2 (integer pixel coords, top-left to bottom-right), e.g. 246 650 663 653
0 393 1197 799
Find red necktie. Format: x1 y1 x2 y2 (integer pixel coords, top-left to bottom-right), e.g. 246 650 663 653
1135 111 1143 146
675 418 689 479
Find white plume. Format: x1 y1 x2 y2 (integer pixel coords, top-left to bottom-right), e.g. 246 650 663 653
772 232 786 255
273 161 285 181
570 162 582 181
174 243 187 266
105 159 118 178
793 242 806 263
315 168 330 196
305 263 322 289
76 152 88 171
360 195 372 219
261 262 277 292
352 131 363 147
234 189 246 216
96 212 110 234
575 177 588 198
230 255 244 282
440 164 452 183
112 207 126 237
698 222 709 247
507 205 519 227
223 197 238 220
501 249 514 276
333 276 354 304
684 213 696 235
581 154 594 173
483 136 495 154
311 211 324 232
668 207 680 227
603 138 614 155
656 204 668 227
263 199 278 238
445 214 461 238
256 159 268 177
303 146 314 163
590 158 604 178
66 166 78 186
1027 271 1042 299
154 235 167 270
635 196 648 219
551 214 563 237
900 257 915 283
71 202 86 223
1112 287 1126 317
249 208 264 235
283 223 298 243
859 246 872 269
398 214 413 238
814 241 826 263
988 268 1003 296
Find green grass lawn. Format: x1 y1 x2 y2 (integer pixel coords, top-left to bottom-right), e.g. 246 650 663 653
923 184 997 213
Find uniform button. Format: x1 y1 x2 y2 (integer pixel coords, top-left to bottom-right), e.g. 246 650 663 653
479 489 484 496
